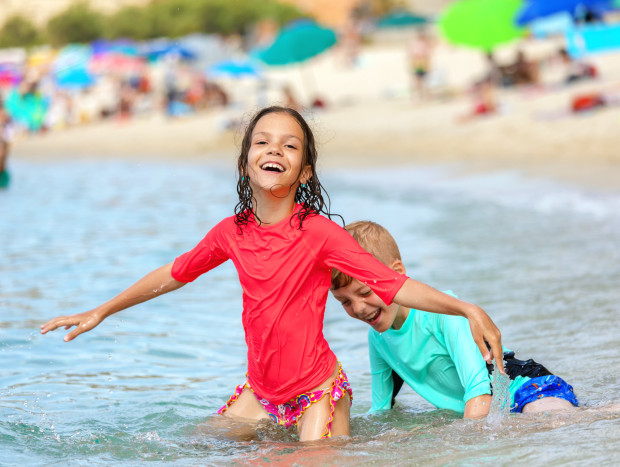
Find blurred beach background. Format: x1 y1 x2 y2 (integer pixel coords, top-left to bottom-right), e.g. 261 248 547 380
1 1 620 465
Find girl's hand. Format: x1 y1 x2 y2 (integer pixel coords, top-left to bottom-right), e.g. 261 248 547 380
40 309 104 342
466 306 505 374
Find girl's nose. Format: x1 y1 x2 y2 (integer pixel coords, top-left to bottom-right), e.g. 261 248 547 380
267 143 282 156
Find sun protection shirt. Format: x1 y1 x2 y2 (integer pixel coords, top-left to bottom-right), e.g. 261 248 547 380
172 204 409 405
368 291 523 413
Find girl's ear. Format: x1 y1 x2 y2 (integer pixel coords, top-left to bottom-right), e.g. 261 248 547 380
389 259 407 275
301 165 313 185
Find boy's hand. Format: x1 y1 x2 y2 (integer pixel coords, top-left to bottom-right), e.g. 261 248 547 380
40 309 104 342
466 306 505 374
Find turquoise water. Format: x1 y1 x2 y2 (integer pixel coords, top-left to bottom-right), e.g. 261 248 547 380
1 159 619 465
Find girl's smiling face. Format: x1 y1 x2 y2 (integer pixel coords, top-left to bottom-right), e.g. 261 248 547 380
247 112 311 198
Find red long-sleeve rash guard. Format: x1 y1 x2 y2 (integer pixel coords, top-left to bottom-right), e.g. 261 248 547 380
172 205 408 405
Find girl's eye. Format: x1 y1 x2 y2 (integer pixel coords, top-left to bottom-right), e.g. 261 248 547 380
340 300 350 307
256 141 267 145
361 290 372 296
286 144 297 149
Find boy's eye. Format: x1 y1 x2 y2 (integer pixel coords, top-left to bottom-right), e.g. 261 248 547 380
361 290 372 296
286 144 297 149
340 300 350 307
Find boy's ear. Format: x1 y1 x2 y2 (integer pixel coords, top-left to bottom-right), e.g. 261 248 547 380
389 259 406 275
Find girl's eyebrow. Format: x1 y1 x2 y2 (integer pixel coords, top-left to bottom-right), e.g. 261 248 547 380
253 131 302 143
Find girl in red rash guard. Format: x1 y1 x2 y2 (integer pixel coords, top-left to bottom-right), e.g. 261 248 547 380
41 106 504 441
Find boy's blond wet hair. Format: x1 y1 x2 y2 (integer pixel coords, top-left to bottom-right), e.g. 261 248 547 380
331 221 402 290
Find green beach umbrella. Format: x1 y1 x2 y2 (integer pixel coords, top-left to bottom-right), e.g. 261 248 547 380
439 0 525 51
254 20 337 66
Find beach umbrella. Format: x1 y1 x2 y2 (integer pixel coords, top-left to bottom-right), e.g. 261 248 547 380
141 40 197 61
207 59 262 79
528 12 575 37
53 44 95 89
0 66 21 88
516 0 614 26
91 39 138 57
566 22 620 56
376 9 430 28
254 20 337 66
438 0 525 51
89 53 146 75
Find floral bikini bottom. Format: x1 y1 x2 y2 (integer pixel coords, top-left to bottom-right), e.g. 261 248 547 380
218 363 353 438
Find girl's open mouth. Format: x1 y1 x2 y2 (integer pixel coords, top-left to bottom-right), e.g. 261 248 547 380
261 162 285 173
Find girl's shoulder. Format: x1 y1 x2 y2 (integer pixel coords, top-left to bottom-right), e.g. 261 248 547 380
301 211 347 234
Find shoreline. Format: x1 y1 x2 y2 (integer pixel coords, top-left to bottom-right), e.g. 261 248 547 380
12 99 620 194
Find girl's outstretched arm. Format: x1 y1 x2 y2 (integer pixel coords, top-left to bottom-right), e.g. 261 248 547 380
40 263 186 342
393 278 505 374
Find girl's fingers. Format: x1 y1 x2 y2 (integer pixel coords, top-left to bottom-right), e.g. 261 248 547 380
40 317 77 334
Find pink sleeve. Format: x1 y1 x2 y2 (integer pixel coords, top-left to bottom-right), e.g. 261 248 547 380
171 219 231 283
320 221 408 305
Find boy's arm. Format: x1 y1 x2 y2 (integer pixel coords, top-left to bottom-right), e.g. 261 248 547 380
393 278 504 374
40 263 186 342
437 302 494 418
368 336 395 413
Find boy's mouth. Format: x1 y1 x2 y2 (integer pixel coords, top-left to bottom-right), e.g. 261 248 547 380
261 162 285 173
366 309 381 324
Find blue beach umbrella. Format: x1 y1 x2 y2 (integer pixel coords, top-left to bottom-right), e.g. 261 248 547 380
53 44 95 89
376 9 430 28
254 20 337 66
141 40 197 61
91 39 138 57
208 59 262 79
516 0 614 26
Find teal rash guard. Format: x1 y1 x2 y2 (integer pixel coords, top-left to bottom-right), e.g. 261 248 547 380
368 291 528 414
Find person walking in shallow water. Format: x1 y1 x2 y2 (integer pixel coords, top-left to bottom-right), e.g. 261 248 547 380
41 106 504 441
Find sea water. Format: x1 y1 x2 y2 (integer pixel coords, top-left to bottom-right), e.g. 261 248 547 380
1 159 619 465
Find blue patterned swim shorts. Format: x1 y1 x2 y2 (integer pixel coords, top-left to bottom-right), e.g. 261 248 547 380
511 375 579 413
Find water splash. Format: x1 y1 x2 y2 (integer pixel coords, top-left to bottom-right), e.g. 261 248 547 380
487 366 511 427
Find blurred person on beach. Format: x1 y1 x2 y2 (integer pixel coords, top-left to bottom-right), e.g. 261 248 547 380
40 106 504 442
0 96 11 188
486 50 539 88
457 77 497 123
5 78 48 133
408 29 435 101
340 12 363 67
558 48 598 85
282 85 301 112
331 221 579 419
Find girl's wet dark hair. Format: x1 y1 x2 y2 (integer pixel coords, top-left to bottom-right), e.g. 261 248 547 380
234 106 342 230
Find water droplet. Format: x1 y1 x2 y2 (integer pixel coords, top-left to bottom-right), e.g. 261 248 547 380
373 279 377 283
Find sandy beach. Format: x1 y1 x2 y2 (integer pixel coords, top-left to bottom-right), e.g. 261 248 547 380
11 40 620 192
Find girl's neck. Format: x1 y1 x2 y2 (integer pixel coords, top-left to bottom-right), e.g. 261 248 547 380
254 196 297 225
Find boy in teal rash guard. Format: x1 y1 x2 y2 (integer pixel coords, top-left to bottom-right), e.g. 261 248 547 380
330 221 578 418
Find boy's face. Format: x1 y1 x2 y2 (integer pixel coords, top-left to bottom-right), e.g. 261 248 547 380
331 279 403 333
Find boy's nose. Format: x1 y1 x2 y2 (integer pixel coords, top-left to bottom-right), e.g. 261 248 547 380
352 300 366 316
